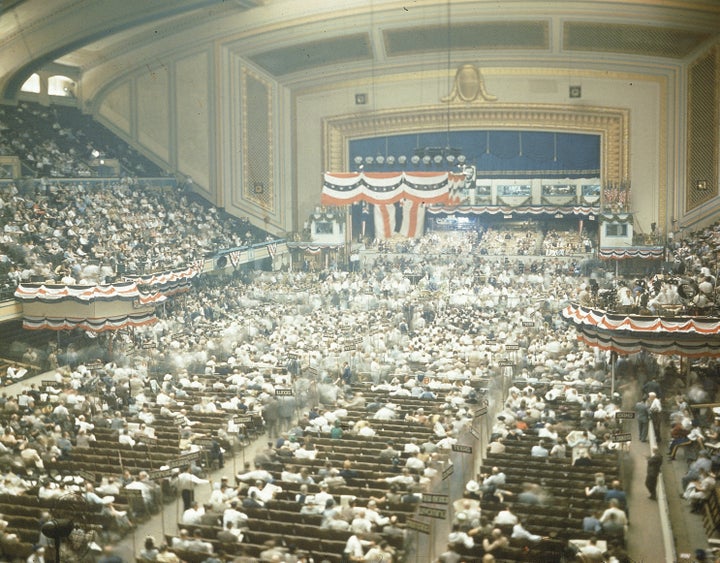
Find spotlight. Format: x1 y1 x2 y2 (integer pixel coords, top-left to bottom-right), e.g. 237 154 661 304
398 155 407 165
446 154 455 163
365 156 374 164
376 155 385 165
433 154 443 164
354 156 363 165
386 155 396 165
411 155 420 164
457 154 466 164
422 155 432 165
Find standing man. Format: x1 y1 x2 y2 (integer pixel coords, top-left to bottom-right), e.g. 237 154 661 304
635 398 650 442
177 465 208 512
646 447 663 500
647 392 662 444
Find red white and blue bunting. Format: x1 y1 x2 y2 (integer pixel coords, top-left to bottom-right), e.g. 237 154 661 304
598 247 665 260
425 205 598 217
321 172 464 206
562 303 720 357
128 264 202 297
14 264 204 332
21 312 158 333
15 281 141 303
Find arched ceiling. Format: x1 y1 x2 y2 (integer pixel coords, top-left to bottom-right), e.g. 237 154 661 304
1 0 719 104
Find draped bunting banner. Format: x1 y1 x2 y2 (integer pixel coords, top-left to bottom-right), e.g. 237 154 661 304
426 205 598 217
15 282 141 303
321 172 463 206
14 264 204 333
15 281 166 305
562 303 720 357
575 331 720 358
598 247 665 260
21 312 158 333
129 264 202 297
287 243 345 255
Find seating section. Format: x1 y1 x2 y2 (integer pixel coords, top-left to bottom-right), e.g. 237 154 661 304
0 102 164 178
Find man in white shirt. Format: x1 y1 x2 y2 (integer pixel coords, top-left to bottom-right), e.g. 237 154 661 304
350 509 373 534
493 505 519 526
223 501 249 529
181 501 205 525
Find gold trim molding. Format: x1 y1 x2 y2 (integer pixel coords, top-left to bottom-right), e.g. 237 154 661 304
324 104 629 184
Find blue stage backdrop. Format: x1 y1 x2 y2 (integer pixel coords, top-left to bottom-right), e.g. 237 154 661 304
349 130 600 179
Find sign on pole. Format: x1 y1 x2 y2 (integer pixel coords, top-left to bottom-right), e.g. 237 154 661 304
406 518 430 534
422 493 449 505
473 406 488 418
418 506 447 519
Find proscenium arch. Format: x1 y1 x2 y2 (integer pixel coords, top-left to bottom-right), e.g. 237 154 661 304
323 104 629 186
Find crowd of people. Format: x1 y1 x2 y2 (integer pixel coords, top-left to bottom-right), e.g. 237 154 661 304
0 101 720 560
0 213 718 561
0 102 163 178
0 179 266 300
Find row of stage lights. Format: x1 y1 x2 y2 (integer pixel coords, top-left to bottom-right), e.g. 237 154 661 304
353 147 466 167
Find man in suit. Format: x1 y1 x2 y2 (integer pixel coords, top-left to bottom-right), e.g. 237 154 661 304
646 447 663 500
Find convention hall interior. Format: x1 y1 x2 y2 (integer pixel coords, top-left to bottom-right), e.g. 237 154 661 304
1 1 720 562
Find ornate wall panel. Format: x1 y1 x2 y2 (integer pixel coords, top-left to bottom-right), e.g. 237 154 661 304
687 45 719 212
176 51 211 191
136 67 170 162
324 104 628 185
241 66 274 212
564 22 711 59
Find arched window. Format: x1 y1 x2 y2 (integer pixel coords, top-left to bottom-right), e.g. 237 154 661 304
20 73 40 93
48 75 75 97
